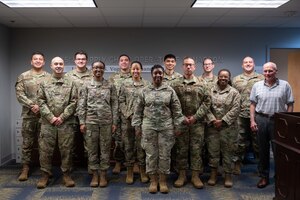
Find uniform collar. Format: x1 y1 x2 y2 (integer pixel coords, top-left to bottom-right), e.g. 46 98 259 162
149 83 168 90
183 75 198 84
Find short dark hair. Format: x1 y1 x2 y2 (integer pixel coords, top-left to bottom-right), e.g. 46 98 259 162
118 54 131 61
202 57 214 65
164 54 176 61
217 68 232 86
92 60 106 69
74 51 88 60
131 61 143 70
31 51 45 60
183 56 194 62
151 64 164 75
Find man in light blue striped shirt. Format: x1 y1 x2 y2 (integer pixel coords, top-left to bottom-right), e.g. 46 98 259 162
249 61 294 189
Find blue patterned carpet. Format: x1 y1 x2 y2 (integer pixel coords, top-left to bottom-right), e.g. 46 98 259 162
0 162 274 200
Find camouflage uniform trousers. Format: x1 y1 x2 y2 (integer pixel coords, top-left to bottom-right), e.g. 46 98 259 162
85 124 112 171
71 118 86 167
176 123 205 172
234 117 259 162
202 124 210 171
123 118 145 167
141 128 175 175
113 113 126 162
21 118 41 164
206 124 238 174
39 123 74 174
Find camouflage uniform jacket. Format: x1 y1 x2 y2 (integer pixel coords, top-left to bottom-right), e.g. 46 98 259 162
163 71 182 84
109 71 132 96
77 78 118 126
232 72 264 118
171 75 211 121
65 68 92 91
119 78 150 119
38 74 78 124
132 84 184 131
198 74 218 90
15 69 50 119
207 84 241 126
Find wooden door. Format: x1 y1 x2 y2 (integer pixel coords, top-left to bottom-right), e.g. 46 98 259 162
288 52 300 112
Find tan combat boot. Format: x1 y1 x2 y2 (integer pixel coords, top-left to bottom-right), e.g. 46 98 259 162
208 168 218 186
63 172 75 187
133 162 140 174
224 173 233 188
18 164 29 181
191 170 204 189
112 161 121 174
37 171 49 189
99 170 108 187
233 161 241 175
159 173 169 193
126 167 134 184
139 166 149 183
148 174 158 193
90 170 99 187
174 170 187 188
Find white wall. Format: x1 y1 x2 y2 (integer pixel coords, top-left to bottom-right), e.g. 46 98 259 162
0 25 11 165
5 27 300 165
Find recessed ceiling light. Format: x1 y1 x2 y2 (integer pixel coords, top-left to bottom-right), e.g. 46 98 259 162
192 0 290 8
0 0 97 7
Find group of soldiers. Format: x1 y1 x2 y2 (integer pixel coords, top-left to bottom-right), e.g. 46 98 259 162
15 51 287 193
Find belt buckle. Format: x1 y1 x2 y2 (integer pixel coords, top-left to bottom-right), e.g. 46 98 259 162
263 113 274 119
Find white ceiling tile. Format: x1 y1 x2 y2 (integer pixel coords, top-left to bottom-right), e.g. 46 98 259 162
71 21 108 27
56 8 101 17
213 16 257 24
245 16 291 27
27 16 72 27
179 16 219 25
12 8 60 16
66 16 106 26
97 0 143 8
0 8 19 17
185 8 230 16
177 22 213 27
0 0 300 28
224 8 268 17
143 22 176 27
143 16 181 24
0 16 36 27
145 0 194 7
101 7 143 17
144 8 186 17
106 16 142 27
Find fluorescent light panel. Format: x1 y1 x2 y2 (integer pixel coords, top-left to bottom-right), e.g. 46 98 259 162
192 0 290 8
0 0 97 7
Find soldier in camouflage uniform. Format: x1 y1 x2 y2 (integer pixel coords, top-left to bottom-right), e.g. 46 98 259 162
132 65 185 194
198 57 218 173
232 56 264 175
77 61 118 187
15 52 50 181
109 54 132 174
36 57 78 189
198 57 218 88
65 51 92 171
206 69 240 188
163 54 182 83
119 61 150 184
162 54 182 172
171 57 211 189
